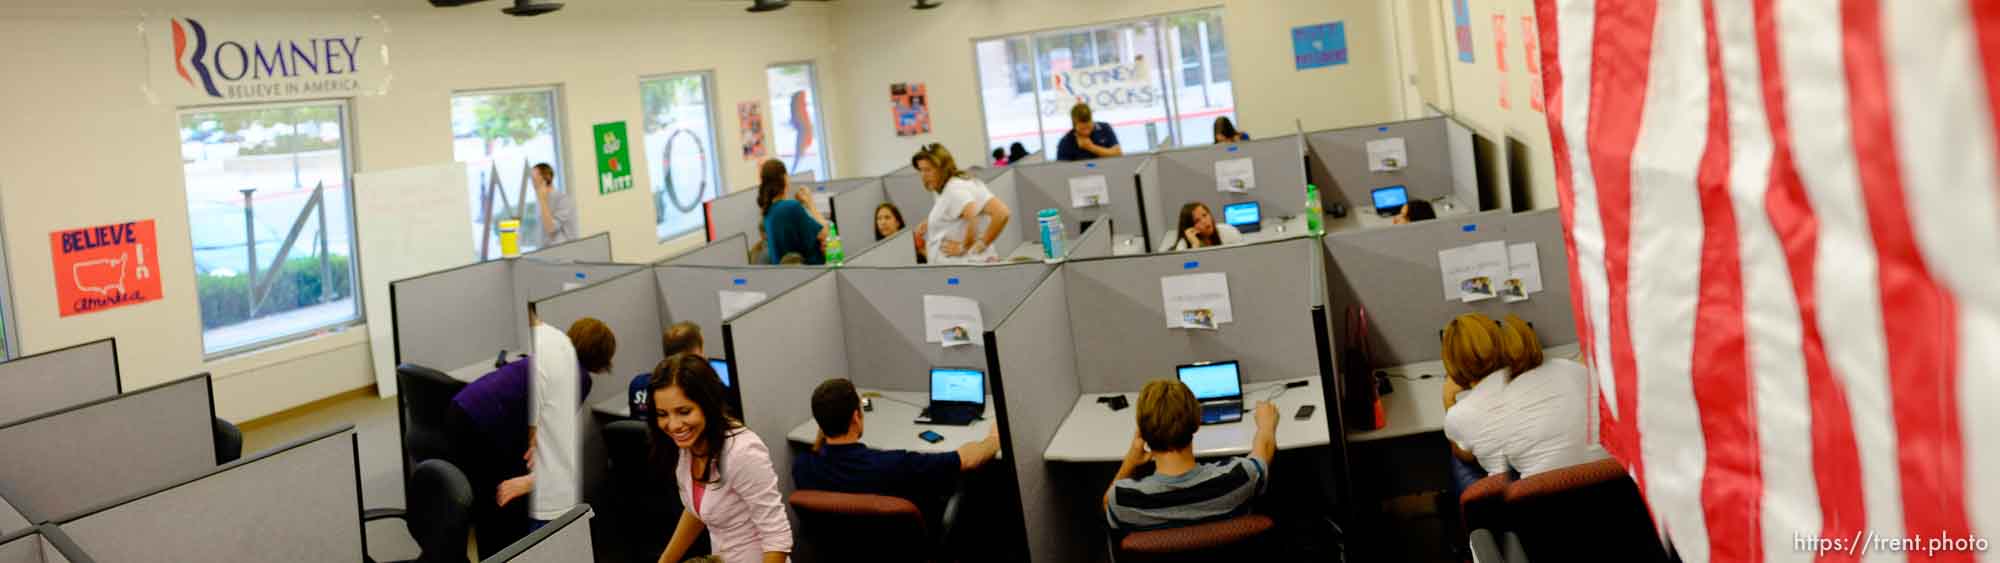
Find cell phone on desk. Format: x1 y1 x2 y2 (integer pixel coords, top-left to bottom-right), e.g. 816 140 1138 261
1295 405 1316 420
918 430 945 444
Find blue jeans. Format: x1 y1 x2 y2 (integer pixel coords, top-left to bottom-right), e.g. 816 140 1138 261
1449 455 1485 498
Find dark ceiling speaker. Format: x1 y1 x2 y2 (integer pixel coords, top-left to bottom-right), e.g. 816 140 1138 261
502 0 563 16
912 0 942 9
746 0 791 12
429 0 490 6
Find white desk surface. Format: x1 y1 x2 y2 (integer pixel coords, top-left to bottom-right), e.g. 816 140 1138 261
593 393 629 418
1346 343 1584 443
786 390 999 457
447 360 497 384
1043 376 1328 463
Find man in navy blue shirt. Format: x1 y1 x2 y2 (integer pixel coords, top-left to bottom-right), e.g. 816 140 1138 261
629 322 705 421
793 378 1001 531
1055 103 1123 161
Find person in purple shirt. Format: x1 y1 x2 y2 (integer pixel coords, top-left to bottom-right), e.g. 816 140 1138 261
792 378 1000 544
444 329 600 557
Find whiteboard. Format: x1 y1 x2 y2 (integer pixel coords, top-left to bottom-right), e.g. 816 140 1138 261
355 163 476 397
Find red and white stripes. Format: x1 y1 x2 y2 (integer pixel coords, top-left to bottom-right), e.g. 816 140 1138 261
1533 0 1997 560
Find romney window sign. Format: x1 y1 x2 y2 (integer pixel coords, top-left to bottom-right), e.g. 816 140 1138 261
145 14 390 105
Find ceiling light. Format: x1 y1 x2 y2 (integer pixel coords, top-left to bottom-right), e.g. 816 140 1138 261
747 0 791 12
912 0 942 9
502 0 563 16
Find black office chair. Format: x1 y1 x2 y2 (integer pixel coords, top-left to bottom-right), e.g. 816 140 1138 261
605 420 697 561
211 417 243 464
397 364 468 481
365 458 474 563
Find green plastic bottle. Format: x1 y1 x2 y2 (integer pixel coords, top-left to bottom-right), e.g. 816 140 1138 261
1305 184 1325 235
825 224 846 267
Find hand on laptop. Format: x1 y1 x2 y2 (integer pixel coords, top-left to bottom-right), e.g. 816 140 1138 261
1253 401 1278 431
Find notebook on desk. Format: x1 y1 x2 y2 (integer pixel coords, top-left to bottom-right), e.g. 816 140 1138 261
918 367 985 426
1178 360 1244 425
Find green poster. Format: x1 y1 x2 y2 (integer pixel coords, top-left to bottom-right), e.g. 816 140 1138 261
593 121 636 195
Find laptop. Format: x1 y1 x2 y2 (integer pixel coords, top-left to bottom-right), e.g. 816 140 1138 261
708 357 732 387
1371 186 1409 217
1223 201 1262 234
920 367 986 426
1178 360 1245 424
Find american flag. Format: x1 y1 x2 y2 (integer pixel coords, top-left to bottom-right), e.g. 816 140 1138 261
1534 0 1997 561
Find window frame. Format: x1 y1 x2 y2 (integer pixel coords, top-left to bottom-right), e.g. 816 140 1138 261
177 98 366 360
0 188 20 360
970 7 1237 153
448 84 570 261
762 60 836 179
637 69 726 244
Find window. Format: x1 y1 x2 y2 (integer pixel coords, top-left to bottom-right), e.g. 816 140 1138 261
641 72 724 242
451 88 565 260
179 101 361 356
765 63 833 180
974 8 1237 154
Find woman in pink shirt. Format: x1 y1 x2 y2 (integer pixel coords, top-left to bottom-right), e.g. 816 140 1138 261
648 354 792 563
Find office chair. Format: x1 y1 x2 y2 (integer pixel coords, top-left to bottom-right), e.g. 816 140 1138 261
211 417 243 464
789 490 958 562
396 364 468 481
1503 458 1671 562
1113 513 1276 562
365 459 474 563
1459 473 1518 563
605 420 683 560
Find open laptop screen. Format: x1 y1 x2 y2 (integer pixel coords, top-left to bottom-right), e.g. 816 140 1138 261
930 368 984 404
1223 201 1261 227
1371 185 1409 212
709 358 732 387
1177 361 1242 401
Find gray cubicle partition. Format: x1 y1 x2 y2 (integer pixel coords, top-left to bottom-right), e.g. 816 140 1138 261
986 271 1090 563
983 169 1028 257
724 272 844 502
391 259 515 371
1305 116 1481 213
54 426 362 563
704 187 762 244
533 268 666 408
1321 209 1575 367
834 263 1051 392
789 171 817 184
661 233 750 267
0 374 216 524
0 495 26 537
1067 213 1114 260
1014 150 1045 166
1013 154 1149 240
0 526 93 563
1064 237 1325 392
1145 135 1310 243
0 339 118 426
1135 157 1163 254
512 260 644 367
656 265 824 346
848 229 918 267
824 178 891 258
883 173 931 225
525 232 614 262
972 166 1008 183
481 505 593 563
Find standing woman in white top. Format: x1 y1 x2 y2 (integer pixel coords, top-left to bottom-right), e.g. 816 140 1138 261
1492 315 1609 477
1166 202 1243 251
649 355 791 563
912 144 1011 264
1439 313 1511 491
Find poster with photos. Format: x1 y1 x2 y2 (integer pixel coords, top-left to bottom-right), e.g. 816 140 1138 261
890 82 931 137
738 101 766 160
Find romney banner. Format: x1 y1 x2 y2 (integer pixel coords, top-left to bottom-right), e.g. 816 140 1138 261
144 14 391 105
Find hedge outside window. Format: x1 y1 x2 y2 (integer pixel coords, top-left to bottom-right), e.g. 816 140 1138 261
179 101 362 356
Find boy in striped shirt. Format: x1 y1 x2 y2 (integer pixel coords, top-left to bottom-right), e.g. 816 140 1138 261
1103 379 1278 531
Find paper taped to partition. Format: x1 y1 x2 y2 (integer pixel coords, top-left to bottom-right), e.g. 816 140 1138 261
719 290 769 320
1438 241 1508 302
923 294 984 347
1215 158 1256 193
1161 272 1234 328
1069 175 1110 208
1366 137 1409 172
1507 242 1543 294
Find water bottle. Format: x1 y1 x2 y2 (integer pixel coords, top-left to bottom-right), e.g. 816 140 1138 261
1037 208 1065 262
825 225 846 267
1305 184 1325 235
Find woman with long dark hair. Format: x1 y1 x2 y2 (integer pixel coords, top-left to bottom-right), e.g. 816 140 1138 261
1166 202 1241 251
755 159 829 265
648 355 791 563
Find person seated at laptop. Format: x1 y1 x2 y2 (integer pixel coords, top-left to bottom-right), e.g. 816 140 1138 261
793 378 1002 536
1440 313 1510 497
1167 202 1242 251
1392 199 1437 225
1104 379 1277 532
1056 103 1123 161
630 322 705 422
1491 314 1610 477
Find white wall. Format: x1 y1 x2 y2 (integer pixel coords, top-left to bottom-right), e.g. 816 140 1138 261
0 3 844 421
825 0 1407 176
1420 0 1559 210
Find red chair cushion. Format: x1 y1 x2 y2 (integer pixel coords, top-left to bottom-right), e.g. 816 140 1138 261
788 490 924 519
1460 472 1514 532
1118 514 1276 554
